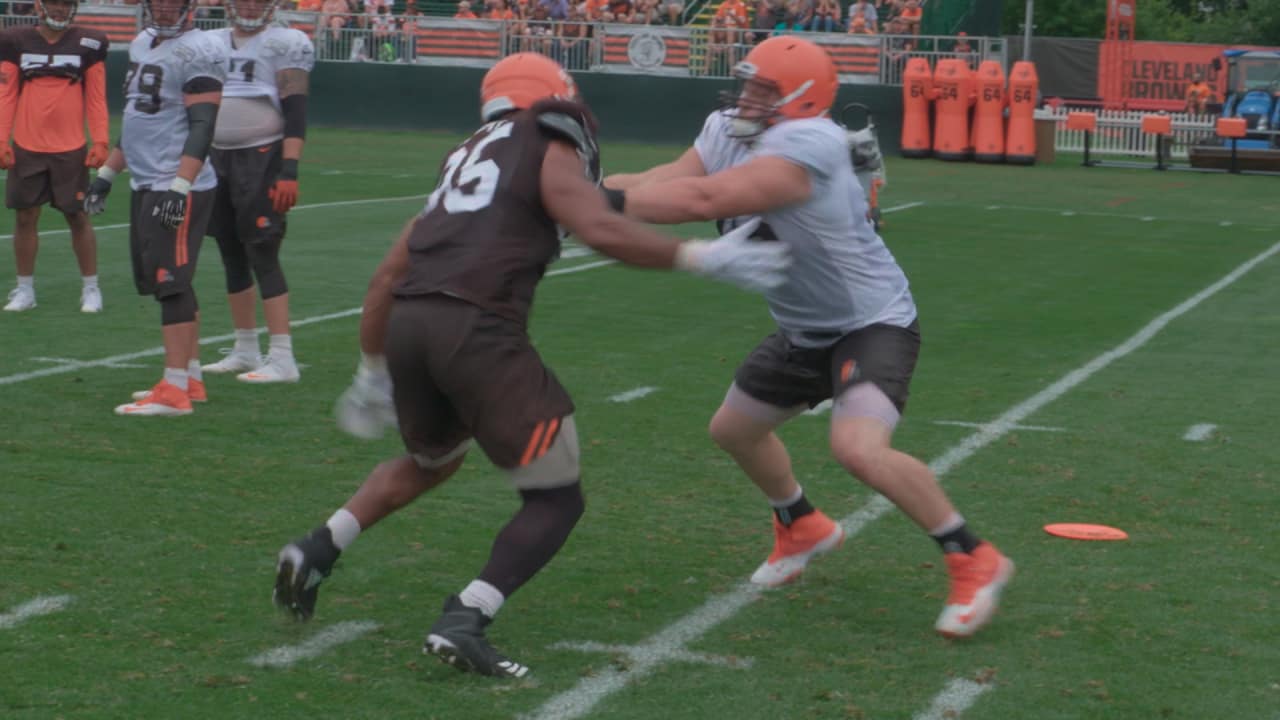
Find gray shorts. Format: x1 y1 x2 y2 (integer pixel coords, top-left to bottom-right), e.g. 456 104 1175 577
733 320 921 413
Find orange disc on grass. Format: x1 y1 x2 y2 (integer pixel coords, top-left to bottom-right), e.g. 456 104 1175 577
1043 523 1129 541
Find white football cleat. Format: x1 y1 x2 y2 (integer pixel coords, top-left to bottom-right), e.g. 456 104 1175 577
202 350 261 374
80 286 103 313
4 285 36 312
237 355 301 384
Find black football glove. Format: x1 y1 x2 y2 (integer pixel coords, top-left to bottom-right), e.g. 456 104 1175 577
83 176 113 215
154 189 188 229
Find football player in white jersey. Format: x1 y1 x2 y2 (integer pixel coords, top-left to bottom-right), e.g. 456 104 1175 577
604 36 1013 638
83 0 226 416
201 0 315 384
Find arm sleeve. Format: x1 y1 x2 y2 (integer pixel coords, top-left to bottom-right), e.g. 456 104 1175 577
84 62 109 145
0 61 18 143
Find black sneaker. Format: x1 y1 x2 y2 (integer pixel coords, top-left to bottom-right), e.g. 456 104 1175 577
273 526 341 621
423 594 529 678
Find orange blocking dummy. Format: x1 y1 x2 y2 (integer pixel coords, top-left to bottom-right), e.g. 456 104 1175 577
901 57 934 158
971 60 1006 162
932 58 974 161
1005 60 1039 164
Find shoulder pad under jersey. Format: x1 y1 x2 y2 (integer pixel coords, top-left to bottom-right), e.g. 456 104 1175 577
535 106 601 184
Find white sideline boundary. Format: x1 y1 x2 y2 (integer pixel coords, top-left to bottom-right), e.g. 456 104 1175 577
0 595 73 630
525 239 1280 720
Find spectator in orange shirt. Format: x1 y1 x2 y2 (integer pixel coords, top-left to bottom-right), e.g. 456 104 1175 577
0 0 110 313
898 0 921 34
454 0 477 16
1185 71 1213 114
297 0 323 11
715 0 747 27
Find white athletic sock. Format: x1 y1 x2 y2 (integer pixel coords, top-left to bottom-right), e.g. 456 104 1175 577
163 367 189 392
17 275 33 289
186 360 203 383
768 485 805 508
459 579 505 619
268 334 294 360
325 508 362 551
928 512 966 538
233 328 259 355
81 275 98 289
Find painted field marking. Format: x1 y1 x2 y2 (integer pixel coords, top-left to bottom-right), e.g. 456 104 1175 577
525 237 1280 720
548 640 754 670
608 387 658 403
32 356 147 370
0 595 73 630
1183 423 1217 441
248 620 380 669
913 678 995 720
932 420 1066 433
0 258 617 388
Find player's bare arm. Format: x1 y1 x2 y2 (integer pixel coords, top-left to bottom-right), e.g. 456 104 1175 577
602 146 705 190
620 155 811 224
274 67 308 213
541 140 682 269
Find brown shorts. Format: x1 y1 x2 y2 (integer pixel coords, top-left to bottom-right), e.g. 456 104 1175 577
129 188 215 298
734 320 922 413
386 294 576 470
6 144 89 214
208 141 286 246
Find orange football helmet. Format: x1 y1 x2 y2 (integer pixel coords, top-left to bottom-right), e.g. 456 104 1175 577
725 36 839 138
480 53 579 121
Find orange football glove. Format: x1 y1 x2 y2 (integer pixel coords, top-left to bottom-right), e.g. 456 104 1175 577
268 158 300 214
0 144 13 170
85 142 109 168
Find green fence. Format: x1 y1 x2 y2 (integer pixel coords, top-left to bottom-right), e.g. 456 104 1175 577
106 55 903 150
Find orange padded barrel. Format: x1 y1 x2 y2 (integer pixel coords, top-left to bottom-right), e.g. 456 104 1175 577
901 57 934 158
1005 60 1039 165
1141 114 1172 135
932 58 974 161
971 60 1006 163
1217 117 1246 138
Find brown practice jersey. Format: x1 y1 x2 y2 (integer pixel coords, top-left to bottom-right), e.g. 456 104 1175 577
0 25 110 153
393 99 601 326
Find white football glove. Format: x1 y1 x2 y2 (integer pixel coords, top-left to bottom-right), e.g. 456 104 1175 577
676 217 791 293
334 357 398 440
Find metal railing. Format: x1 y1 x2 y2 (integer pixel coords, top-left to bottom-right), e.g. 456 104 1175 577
1047 107 1217 160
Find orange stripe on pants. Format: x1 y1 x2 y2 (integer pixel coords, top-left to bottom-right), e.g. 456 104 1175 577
175 198 193 267
520 421 547 467
536 417 560 459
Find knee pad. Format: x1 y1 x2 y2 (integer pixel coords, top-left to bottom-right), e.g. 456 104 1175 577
215 233 254 294
508 415 581 490
518 481 585 527
159 287 198 325
247 241 288 300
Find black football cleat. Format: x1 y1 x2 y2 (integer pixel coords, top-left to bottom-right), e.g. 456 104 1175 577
273 526 341 621
423 594 529 678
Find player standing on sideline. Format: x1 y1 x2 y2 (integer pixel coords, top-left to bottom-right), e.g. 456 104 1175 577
201 0 314 383
272 53 790 678
603 37 1014 638
84 0 226 416
0 0 109 313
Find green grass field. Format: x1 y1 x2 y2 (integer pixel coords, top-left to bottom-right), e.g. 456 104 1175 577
2 127 1278 720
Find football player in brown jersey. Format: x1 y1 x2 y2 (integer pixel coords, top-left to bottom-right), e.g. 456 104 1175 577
273 53 791 678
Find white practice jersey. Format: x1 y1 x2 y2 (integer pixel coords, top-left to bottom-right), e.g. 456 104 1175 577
210 26 314 149
122 28 226 192
694 110 918 346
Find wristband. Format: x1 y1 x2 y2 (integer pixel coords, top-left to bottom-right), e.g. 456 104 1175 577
603 187 626 213
97 166 118 183
169 176 192 195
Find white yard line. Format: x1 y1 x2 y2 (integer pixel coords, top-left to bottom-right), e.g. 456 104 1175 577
933 420 1066 433
0 258 617 388
608 386 658 403
525 238 1280 720
248 620 380 669
0 595 73 630
1183 423 1217 441
912 678 995 720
